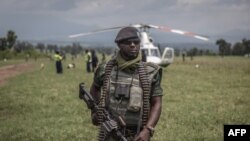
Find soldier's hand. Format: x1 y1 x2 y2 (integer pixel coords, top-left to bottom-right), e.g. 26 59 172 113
91 111 99 126
133 128 150 141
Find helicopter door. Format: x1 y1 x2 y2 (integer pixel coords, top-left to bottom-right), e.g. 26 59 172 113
161 47 174 66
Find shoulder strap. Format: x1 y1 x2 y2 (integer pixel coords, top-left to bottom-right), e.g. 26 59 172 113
97 60 116 122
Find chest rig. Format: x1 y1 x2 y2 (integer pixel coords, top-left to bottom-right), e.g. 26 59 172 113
97 60 151 127
108 65 142 126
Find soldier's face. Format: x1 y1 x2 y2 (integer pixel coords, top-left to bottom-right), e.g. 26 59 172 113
118 39 141 60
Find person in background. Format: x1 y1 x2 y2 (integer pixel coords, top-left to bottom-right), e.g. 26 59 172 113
54 50 63 74
101 53 106 64
91 50 99 72
85 49 92 73
25 53 30 62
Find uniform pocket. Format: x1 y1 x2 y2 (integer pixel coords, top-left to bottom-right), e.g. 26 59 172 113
127 86 142 112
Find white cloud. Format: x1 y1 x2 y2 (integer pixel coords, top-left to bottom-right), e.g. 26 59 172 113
0 0 249 42
176 0 218 6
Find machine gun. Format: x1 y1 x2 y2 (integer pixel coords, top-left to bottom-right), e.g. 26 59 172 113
79 82 127 141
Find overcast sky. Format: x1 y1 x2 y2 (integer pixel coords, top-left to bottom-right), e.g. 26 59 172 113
0 0 249 44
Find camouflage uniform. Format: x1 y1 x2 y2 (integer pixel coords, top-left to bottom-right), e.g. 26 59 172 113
93 60 163 140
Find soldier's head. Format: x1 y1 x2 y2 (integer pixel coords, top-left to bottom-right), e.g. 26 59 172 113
115 26 141 60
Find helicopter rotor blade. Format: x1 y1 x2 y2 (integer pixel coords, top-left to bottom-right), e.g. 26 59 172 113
68 26 125 38
158 25 209 41
131 24 159 29
130 24 143 28
138 24 209 41
68 23 209 41
147 24 159 29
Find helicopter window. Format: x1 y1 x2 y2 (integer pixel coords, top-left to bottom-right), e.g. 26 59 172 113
150 49 160 57
164 50 173 59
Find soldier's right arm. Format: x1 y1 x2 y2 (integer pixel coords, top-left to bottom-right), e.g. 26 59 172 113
90 63 106 103
90 84 100 126
90 84 101 104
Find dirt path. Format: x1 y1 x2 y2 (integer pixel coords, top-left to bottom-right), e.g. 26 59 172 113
0 63 35 87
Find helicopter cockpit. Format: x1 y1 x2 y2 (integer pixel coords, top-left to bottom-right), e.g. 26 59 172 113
141 45 173 67
141 48 160 57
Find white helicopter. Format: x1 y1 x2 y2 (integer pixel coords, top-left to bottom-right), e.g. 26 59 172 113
69 24 209 67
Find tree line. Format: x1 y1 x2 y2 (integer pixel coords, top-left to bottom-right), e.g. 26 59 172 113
173 48 216 57
0 30 115 60
1 30 250 60
216 38 250 57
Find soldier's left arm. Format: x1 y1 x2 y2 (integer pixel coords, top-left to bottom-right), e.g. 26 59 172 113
134 96 162 141
146 96 162 129
134 68 163 141
146 67 163 129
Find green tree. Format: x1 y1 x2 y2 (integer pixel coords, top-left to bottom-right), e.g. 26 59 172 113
0 37 7 51
199 49 204 56
36 43 45 53
216 39 231 57
14 41 33 53
205 49 210 55
71 42 81 57
47 44 58 53
232 42 244 56
225 42 231 55
6 30 17 49
242 38 250 57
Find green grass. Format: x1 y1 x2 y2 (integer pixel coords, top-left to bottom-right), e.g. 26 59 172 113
0 56 249 141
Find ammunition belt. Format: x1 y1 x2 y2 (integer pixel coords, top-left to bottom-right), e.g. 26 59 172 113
97 60 115 141
97 126 107 141
137 62 151 126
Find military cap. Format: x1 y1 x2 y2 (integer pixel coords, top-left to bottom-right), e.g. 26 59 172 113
115 27 140 43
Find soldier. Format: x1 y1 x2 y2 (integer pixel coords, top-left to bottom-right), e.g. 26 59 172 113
90 26 163 141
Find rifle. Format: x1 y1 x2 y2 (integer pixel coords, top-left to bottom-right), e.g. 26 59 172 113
79 82 127 141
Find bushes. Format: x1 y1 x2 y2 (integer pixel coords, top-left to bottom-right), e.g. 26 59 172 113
0 49 46 60
0 50 13 60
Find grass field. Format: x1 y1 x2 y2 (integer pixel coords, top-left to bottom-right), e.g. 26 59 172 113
0 59 27 67
0 56 249 141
